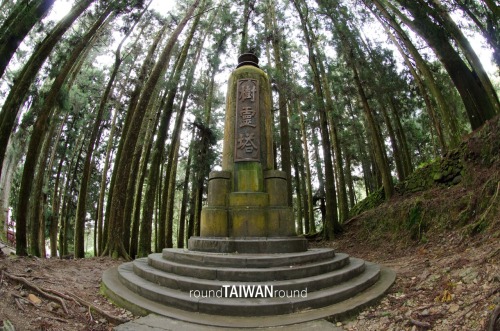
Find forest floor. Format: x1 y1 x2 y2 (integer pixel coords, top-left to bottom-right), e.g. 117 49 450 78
0 227 497 331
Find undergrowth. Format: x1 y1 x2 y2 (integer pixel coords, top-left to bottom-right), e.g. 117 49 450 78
347 116 500 247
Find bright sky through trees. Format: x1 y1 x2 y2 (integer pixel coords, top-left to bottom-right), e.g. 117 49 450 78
46 0 497 82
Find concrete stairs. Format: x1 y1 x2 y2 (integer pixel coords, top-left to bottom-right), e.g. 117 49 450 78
102 247 396 327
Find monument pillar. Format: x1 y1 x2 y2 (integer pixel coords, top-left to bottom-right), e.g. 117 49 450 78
189 54 306 252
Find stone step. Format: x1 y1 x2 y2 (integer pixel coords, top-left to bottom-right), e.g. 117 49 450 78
116 262 381 316
148 252 350 282
102 263 396 328
132 257 366 293
161 248 336 268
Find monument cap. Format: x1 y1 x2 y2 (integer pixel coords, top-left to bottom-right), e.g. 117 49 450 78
237 53 259 68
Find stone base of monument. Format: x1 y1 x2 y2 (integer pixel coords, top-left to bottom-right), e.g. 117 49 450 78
187 236 308 253
101 244 396 328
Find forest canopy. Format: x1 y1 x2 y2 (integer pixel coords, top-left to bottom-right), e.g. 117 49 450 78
0 0 498 259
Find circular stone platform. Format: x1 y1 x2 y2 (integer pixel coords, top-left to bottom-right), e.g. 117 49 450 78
101 246 396 328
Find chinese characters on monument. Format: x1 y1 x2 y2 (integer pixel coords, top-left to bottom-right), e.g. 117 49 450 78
235 79 260 161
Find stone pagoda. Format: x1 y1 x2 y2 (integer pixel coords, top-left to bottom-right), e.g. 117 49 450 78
102 54 395 328
189 53 306 254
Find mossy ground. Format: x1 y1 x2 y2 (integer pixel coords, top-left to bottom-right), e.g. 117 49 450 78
347 115 500 247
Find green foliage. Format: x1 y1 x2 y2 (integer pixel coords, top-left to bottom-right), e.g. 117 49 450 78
348 115 500 246
349 186 384 217
405 200 427 241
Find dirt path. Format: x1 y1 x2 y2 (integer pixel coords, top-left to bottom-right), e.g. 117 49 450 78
321 231 500 330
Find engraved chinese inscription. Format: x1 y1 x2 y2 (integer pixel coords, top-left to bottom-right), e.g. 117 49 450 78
235 79 260 162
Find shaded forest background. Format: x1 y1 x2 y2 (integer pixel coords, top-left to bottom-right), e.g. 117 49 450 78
0 0 498 259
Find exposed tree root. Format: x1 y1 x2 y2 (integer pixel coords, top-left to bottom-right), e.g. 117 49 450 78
13 297 25 312
44 288 81 306
65 292 128 325
468 180 500 234
2 269 128 325
409 317 431 329
2 271 69 314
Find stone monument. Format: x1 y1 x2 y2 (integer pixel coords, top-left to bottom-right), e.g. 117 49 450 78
188 53 307 253
101 54 396 328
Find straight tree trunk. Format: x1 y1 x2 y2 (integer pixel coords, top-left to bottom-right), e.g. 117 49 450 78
50 140 67 257
129 110 158 258
58 131 87 256
239 0 252 54
344 151 356 208
177 129 195 249
0 130 25 242
138 7 203 256
96 107 118 255
298 103 315 233
74 5 147 258
338 28 394 198
163 50 202 249
104 25 167 256
292 0 342 238
268 0 293 207
29 112 59 256
292 155 303 235
389 97 413 175
316 49 348 223
105 0 201 259
297 146 309 233
312 124 326 229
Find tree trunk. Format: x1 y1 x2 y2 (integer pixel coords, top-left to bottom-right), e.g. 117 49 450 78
292 0 342 238
0 0 94 180
292 155 303 235
14 3 111 256
371 0 460 147
0 129 26 242
338 27 394 198
344 151 356 208
378 100 408 180
105 0 201 259
29 112 59 257
389 97 413 175
74 5 147 258
58 131 87 256
429 0 499 115
177 129 195 249
138 6 203 255
165 55 202 249
129 110 158 258
297 146 309 233
391 0 498 129
0 0 55 79
268 0 293 207
239 0 252 54
316 49 348 223
298 104 315 233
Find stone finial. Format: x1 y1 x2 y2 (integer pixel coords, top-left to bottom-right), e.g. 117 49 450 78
237 53 259 68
